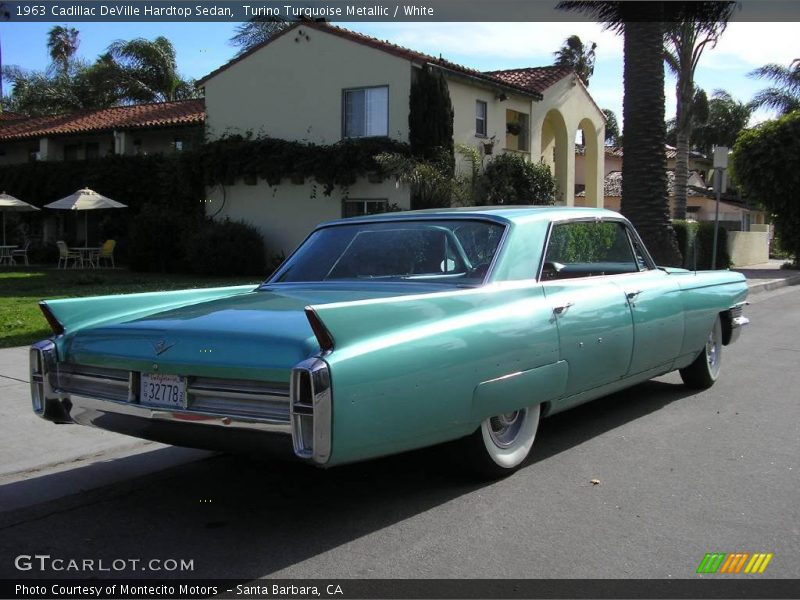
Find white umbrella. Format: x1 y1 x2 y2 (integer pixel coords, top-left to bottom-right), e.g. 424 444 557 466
0 192 40 246
44 188 127 246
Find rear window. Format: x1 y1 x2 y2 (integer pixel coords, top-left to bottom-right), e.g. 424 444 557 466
271 220 505 285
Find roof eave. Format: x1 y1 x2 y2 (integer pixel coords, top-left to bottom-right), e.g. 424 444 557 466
430 63 543 101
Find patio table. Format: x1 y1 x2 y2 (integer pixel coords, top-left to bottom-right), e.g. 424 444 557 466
70 247 101 269
0 245 17 266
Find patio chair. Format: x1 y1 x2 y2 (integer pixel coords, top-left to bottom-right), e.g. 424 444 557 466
56 241 80 269
93 239 116 268
10 240 31 266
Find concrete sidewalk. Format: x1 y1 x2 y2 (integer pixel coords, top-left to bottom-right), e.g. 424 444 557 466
734 259 800 294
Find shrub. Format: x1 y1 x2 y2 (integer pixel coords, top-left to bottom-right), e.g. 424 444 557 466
695 221 731 270
481 154 556 205
182 218 266 276
672 220 698 268
128 204 194 273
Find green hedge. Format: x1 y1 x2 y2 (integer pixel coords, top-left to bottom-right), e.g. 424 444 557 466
673 220 730 270
182 218 266 276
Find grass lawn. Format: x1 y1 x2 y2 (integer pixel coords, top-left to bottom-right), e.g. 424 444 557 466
0 267 262 349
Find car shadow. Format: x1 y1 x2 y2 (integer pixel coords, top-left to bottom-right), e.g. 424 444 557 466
0 378 698 579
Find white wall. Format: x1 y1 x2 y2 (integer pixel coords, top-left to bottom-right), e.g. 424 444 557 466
728 230 769 267
206 177 410 256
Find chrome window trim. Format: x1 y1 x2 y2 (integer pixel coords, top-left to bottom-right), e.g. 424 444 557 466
266 216 510 288
536 216 656 282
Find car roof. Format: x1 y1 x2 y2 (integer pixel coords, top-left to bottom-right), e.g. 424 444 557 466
319 206 624 228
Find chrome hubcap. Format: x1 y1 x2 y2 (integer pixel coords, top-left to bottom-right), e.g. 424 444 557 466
488 409 526 448
706 330 719 370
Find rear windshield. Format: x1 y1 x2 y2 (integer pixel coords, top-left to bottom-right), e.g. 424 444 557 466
270 220 505 285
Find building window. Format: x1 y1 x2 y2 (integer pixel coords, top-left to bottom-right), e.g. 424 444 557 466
63 144 80 161
174 138 184 152
476 100 488 137
343 199 388 218
343 86 389 138
85 143 100 160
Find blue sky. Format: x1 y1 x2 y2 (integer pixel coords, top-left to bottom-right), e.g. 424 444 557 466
2 19 798 127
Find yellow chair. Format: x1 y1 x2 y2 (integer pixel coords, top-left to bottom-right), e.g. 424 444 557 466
56 241 80 269
93 239 116 268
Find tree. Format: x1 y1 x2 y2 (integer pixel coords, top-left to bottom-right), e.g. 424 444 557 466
3 56 121 116
748 59 800 115
47 25 79 75
602 108 620 145
732 112 800 263
107 36 197 103
554 35 597 87
409 65 454 175
230 16 290 57
664 6 735 220
557 1 681 266
692 90 752 156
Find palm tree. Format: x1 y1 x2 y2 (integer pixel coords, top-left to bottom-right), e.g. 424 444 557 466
230 17 290 57
664 6 735 220
602 108 620 145
554 35 597 87
108 36 196 103
748 59 800 115
692 90 752 156
47 25 79 75
556 1 681 266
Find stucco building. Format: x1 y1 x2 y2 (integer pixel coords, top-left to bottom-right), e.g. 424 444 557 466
198 21 606 254
0 100 204 166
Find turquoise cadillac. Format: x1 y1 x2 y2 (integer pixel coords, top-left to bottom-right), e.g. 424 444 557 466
30 208 749 477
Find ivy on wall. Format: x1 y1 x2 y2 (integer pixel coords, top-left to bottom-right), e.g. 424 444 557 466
0 153 204 216
197 135 411 194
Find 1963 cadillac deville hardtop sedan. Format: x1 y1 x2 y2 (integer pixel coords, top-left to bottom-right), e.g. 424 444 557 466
30 207 749 476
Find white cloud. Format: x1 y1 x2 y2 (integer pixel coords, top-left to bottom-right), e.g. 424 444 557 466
352 22 623 66
694 23 799 70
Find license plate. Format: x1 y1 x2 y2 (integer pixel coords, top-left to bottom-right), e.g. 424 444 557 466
140 373 187 408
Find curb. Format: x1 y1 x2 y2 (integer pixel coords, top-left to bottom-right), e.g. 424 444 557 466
746 274 800 295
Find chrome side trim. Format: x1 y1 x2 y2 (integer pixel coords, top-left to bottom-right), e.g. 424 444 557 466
290 357 332 464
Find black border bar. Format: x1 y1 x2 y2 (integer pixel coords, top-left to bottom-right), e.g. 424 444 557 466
3 579 800 599
5 1 800 22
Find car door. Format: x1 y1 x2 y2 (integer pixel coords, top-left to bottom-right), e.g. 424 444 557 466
615 226 685 375
539 219 635 399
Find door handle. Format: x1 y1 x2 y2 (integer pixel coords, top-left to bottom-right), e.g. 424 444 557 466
553 302 574 315
626 290 642 300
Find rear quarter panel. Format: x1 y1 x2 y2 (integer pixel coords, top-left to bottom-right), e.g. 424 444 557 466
312 283 563 465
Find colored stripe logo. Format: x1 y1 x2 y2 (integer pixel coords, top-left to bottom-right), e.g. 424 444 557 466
697 553 773 574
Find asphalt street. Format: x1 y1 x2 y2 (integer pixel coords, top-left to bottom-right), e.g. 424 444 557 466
0 285 798 580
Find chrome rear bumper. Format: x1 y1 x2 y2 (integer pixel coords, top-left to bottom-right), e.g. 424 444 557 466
29 340 331 463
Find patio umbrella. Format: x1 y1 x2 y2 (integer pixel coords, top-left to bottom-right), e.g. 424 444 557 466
44 188 127 246
0 192 40 246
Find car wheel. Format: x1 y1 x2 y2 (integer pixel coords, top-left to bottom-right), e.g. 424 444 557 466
680 315 722 389
461 404 541 479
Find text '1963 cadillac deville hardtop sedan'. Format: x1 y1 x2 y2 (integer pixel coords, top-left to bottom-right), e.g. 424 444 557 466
30 207 749 477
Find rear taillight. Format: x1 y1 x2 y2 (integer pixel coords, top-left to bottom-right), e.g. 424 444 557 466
290 357 332 464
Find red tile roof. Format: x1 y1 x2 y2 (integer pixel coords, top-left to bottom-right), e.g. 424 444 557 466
0 99 205 142
0 111 27 122
485 66 576 95
198 21 546 100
